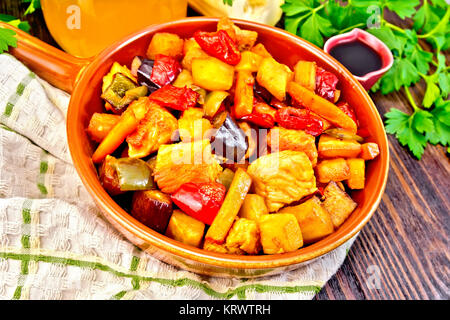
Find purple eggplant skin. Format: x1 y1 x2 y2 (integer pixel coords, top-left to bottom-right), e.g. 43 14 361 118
131 190 173 233
211 112 248 163
136 58 160 93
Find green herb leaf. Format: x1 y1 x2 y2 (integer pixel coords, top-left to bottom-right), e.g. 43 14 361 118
0 14 31 33
0 27 17 54
425 98 450 146
22 0 41 15
385 0 420 19
222 0 233 6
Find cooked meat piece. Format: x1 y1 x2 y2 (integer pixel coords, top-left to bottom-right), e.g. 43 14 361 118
247 150 317 212
126 102 178 158
267 126 318 166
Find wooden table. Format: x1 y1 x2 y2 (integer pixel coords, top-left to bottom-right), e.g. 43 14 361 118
2 1 448 300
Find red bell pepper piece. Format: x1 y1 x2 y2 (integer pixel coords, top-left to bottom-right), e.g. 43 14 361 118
315 67 339 102
171 182 226 225
194 30 241 65
150 54 182 87
149 84 199 111
240 112 275 128
275 107 324 136
336 101 358 125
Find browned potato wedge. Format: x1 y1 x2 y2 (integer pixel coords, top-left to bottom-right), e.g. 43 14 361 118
279 197 334 244
146 32 184 60
181 47 209 71
99 155 124 196
239 194 268 221
235 51 263 72
165 210 205 248
322 181 357 228
225 218 261 255
316 158 350 183
131 190 173 233
256 57 292 101
258 214 303 254
251 43 272 58
318 134 362 158
192 57 235 91
183 37 200 55
294 60 316 91
346 158 365 189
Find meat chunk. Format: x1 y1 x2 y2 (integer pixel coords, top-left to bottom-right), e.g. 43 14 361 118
126 102 178 158
247 150 317 212
267 127 318 166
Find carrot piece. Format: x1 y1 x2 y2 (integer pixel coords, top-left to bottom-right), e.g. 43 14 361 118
234 70 254 118
346 158 365 189
287 82 357 134
92 98 149 164
360 142 380 160
205 168 252 244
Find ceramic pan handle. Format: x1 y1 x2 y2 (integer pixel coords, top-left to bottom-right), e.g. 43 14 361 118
0 22 91 93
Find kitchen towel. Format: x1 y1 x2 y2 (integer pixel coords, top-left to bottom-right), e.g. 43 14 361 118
0 53 356 300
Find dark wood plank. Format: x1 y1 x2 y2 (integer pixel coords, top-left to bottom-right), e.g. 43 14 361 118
2 1 448 300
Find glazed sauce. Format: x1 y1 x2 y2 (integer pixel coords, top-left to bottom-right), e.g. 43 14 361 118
329 40 382 77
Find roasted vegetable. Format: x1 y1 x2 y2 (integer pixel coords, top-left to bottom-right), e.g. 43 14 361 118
275 107 324 136
87 113 120 143
323 128 364 143
172 69 194 88
101 73 140 112
235 51 263 72
210 112 248 163
126 102 178 158
181 47 210 71
251 43 272 58
183 37 201 55
225 218 261 255
165 210 205 248
99 155 124 196
150 54 182 87
171 182 226 225
346 158 365 189
256 57 292 101
146 32 184 60
113 157 155 191
294 60 316 91
131 56 144 78
336 101 358 125
238 194 268 222
238 122 257 159
102 62 137 93
203 91 229 118
287 82 357 134
234 71 254 118
258 214 303 254
316 158 350 184
217 17 258 52
153 139 223 193
267 127 318 166
92 97 150 164
149 84 199 111
247 150 317 212
131 190 173 233
360 142 380 160
194 30 241 65
322 181 357 228
192 57 235 91
205 168 252 245
315 67 339 102
216 168 235 191
136 58 159 92
178 107 212 142
318 134 362 158
279 196 334 244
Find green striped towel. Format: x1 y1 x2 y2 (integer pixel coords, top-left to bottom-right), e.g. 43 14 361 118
0 53 356 300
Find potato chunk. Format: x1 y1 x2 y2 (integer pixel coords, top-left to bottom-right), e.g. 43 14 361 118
146 32 184 60
258 214 303 254
247 150 317 212
279 197 334 244
153 139 223 193
181 47 210 71
239 194 268 221
318 134 362 158
192 57 235 91
225 218 261 255
322 181 357 228
256 57 292 101
178 108 212 142
165 210 205 248
346 158 365 189
316 158 350 184
235 51 263 72
267 127 318 166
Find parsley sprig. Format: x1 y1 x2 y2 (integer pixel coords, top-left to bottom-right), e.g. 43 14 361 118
282 0 449 159
0 0 41 54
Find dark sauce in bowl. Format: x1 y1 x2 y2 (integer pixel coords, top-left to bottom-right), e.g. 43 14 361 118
329 40 382 77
